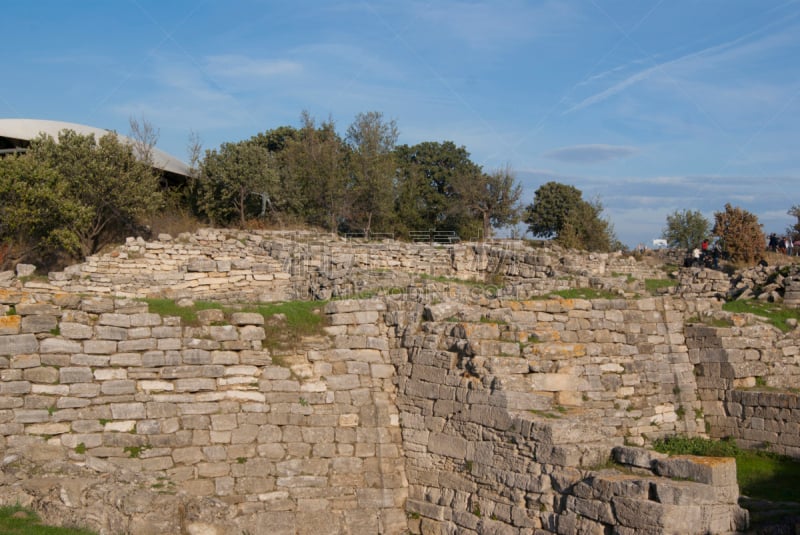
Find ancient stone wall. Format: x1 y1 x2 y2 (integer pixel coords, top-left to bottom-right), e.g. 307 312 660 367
0 286 761 534
689 320 800 457
34 230 667 303
392 296 747 534
3 230 800 533
0 290 407 534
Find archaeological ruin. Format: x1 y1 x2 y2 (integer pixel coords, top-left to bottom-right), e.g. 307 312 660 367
1 229 799 534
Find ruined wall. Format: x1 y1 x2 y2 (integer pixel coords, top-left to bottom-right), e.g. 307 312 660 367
390 296 748 534
689 320 800 457
0 290 407 534
4 229 800 533
0 287 761 534
36 230 666 302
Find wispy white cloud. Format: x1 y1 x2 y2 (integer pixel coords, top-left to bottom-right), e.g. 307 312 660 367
408 0 578 49
566 17 800 114
205 55 303 79
543 144 638 164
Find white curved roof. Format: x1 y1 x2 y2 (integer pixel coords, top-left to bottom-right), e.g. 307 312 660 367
0 118 190 176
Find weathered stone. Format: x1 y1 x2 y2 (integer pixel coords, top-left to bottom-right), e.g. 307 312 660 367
0 334 38 355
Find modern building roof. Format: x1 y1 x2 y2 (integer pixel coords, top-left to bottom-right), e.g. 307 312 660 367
0 118 190 177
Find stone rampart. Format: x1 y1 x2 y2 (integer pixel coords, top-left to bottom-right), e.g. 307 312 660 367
3 230 800 533
24 230 668 302
0 290 407 534
689 319 800 457
392 296 747 534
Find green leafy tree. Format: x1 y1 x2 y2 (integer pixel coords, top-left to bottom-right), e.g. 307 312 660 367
524 181 614 251
394 141 482 236
712 203 765 264
455 165 522 239
662 209 710 250
282 112 348 230
345 111 398 236
198 140 279 227
28 130 163 257
0 154 85 267
524 182 583 239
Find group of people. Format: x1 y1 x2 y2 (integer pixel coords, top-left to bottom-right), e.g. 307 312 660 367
686 238 722 269
768 233 799 256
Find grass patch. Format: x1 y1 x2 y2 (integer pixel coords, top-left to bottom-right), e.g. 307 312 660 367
645 278 678 293
653 436 800 502
142 298 223 326
142 298 327 349
0 505 97 534
251 300 327 350
529 409 563 419
722 300 800 332
612 272 636 283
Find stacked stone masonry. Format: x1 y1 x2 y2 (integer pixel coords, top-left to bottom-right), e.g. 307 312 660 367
0 231 799 533
37 229 667 303
689 321 800 457
0 291 407 534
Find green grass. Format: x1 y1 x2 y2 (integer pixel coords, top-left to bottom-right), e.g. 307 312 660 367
142 298 223 325
0 505 97 534
652 436 800 502
142 298 327 348
645 278 678 293
722 299 800 332
249 300 327 350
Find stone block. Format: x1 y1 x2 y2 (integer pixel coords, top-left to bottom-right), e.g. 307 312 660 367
58 321 94 340
650 479 723 506
130 313 162 327
21 315 57 334
118 338 157 352
0 315 21 335
174 378 217 392
100 380 136 395
1 334 38 355
231 312 264 326
110 402 146 420
95 325 128 341
99 313 131 328
427 432 467 459
83 340 117 354
240 326 266 341
210 325 238 341
10 354 40 369
60 367 94 384
653 455 737 486
24 366 59 384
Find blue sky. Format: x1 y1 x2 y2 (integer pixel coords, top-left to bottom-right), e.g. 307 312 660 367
2 1 799 247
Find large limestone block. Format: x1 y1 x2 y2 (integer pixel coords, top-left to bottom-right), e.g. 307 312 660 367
1 334 38 355
230 312 264 326
529 373 584 392
21 315 57 334
0 315 21 335
59 322 94 339
653 455 737 487
427 432 468 459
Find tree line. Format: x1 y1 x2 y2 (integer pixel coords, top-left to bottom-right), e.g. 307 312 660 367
0 111 622 270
